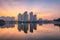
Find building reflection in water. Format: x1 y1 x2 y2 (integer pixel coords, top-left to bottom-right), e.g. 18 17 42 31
30 23 37 33
18 23 28 33
0 23 37 33
18 23 37 33
0 24 15 28
0 23 60 34
39 23 43 26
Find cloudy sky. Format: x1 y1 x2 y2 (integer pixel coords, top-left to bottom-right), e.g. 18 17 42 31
0 0 60 20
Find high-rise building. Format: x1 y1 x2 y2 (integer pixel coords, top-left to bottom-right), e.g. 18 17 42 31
21 15 24 21
18 11 37 22
23 11 28 21
30 12 33 21
18 13 22 21
33 15 37 21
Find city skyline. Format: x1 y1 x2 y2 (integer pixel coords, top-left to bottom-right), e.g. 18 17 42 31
0 0 60 20
0 11 37 21
0 11 60 21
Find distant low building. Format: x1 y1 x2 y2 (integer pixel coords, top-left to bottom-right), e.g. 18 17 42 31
38 18 43 22
0 16 15 21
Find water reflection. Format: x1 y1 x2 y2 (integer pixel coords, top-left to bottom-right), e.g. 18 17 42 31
54 24 60 27
0 23 5 26
18 23 28 33
0 23 60 33
0 23 60 40
30 23 37 33
0 23 38 33
18 23 37 33
0 24 15 28
0 22 5 26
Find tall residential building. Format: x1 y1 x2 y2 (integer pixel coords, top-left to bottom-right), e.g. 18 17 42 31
21 15 24 21
30 12 33 21
33 15 37 21
23 11 28 21
18 13 22 21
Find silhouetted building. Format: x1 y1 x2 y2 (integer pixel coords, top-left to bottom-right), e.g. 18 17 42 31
18 23 28 33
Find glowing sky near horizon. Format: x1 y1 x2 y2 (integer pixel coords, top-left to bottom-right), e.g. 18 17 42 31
0 0 60 20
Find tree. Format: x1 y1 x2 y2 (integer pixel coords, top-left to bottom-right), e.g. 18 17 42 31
54 18 60 22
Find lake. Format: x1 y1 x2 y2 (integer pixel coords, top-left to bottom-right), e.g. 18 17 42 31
0 23 60 40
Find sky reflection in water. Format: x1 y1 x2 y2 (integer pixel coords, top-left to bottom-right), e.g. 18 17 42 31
0 23 60 40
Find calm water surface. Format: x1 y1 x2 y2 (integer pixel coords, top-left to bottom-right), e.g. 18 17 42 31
0 23 60 40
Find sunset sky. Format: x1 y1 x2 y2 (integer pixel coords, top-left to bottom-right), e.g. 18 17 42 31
0 0 60 20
